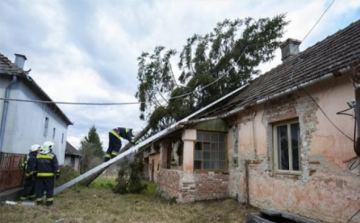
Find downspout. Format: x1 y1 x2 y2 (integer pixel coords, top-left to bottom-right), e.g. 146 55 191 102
245 160 250 205
0 75 17 152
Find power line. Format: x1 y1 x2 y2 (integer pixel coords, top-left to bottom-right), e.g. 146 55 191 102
0 97 140 106
0 1 336 107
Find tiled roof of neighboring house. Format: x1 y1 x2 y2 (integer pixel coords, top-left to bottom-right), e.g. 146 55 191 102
0 54 24 75
65 142 82 156
0 53 73 125
198 19 360 118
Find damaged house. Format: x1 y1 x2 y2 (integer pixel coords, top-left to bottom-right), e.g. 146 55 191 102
147 19 360 222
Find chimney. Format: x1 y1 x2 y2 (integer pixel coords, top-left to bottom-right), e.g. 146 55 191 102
14 53 27 69
280 39 301 62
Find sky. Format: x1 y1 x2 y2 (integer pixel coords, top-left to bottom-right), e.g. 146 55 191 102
1 0 360 151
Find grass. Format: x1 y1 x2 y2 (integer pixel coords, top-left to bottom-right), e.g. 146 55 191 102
0 175 258 223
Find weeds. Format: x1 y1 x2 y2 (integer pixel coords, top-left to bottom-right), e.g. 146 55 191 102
0 176 258 223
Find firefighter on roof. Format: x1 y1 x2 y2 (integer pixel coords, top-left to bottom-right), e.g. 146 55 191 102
19 144 40 201
104 127 136 162
35 141 60 206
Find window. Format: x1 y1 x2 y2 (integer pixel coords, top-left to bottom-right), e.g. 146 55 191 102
194 131 226 170
52 128 56 139
43 117 49 137
61 133 64 144
273 120 300 173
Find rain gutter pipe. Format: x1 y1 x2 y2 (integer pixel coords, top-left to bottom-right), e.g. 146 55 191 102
181 66 352 126
0 75 17 152
54 83 250 194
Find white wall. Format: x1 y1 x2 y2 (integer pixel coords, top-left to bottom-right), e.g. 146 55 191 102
0 76 11 130
1 79 68 165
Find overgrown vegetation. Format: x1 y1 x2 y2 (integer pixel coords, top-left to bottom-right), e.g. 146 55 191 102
54 165 80 187
0 176 258 223
113 157 148 194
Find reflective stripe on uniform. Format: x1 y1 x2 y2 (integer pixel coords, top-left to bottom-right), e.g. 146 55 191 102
37 154 54 159
111 151 118 156
37 172 55 177
110 130 122 140
46 197 54 201
105 154 111 158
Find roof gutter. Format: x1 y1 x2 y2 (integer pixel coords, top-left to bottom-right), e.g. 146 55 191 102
181 66 352 125
0 75 17 152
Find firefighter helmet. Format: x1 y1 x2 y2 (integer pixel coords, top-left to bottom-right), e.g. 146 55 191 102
29 144 41 152
40 141 54 154
131 129 137 137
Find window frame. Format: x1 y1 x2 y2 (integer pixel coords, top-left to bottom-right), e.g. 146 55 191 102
273 119 301 175
194 131 227 171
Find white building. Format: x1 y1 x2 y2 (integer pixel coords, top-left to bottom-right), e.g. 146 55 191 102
0 53 73 193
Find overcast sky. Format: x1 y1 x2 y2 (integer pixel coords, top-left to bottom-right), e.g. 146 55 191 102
1 0 360 151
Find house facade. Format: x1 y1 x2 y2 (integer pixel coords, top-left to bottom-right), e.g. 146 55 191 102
143 147 161 182
64 142 82 172
0 53 72 192
152 19 360 222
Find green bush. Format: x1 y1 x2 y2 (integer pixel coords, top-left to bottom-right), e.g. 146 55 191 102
55 165 80 187
113 158 147 194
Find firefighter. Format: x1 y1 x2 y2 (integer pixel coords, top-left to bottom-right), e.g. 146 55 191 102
35 141 60 206
104 127 136 162
19 144 40 201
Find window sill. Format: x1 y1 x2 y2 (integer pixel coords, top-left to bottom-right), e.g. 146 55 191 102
272 171 302 180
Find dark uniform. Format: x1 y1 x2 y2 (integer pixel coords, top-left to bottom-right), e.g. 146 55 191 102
104 127 135 162
19 150 37 201
35 150 60 206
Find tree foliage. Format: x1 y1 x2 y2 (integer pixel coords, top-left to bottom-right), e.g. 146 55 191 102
135 14 288 131
80 125 104 158
79 125 104 173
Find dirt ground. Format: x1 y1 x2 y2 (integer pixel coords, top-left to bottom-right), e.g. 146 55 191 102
0 177 258 223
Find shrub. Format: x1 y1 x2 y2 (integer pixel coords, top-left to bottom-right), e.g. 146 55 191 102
113 158 147 194
55 165 80 187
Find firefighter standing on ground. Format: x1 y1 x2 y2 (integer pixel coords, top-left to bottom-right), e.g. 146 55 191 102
35 141 60 206
104 127 136 162
19 144 41 201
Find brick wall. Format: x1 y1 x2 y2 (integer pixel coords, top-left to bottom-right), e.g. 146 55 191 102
157 169 229 202
157 169 181 199
194 171 228 201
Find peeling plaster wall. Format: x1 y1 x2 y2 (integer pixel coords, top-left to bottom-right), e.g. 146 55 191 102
228 75 360 223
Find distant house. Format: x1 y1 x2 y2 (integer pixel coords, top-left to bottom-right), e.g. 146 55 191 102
64 142 83 172
0 53 72 193
145 20 360 222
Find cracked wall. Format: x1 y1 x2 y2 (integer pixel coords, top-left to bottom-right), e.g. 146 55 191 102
227 75 360 223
